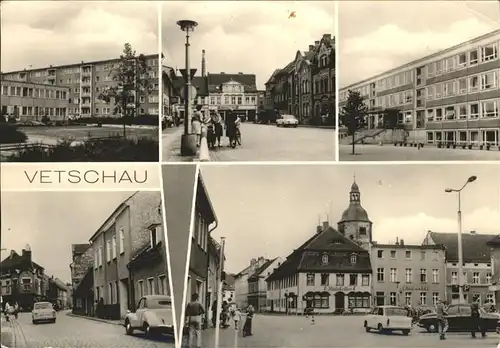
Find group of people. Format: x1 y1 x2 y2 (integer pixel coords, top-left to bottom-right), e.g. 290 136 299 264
184 293 255 348
191 106 242 147
435 299 488 340
3 301 20 321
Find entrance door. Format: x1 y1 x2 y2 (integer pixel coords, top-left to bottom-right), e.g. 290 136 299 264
335 292 345 311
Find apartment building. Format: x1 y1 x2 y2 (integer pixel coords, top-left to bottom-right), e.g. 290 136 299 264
234 257 271 309
2 54 160 119
247 257 283 312
370 241 446 308
423 231 495 305
339 29 500 146
1 79 69 122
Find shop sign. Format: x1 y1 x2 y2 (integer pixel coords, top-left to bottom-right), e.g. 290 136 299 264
323 286 355 292
401 284 428 292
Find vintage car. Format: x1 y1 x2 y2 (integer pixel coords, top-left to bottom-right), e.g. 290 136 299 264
417 304 500 332
124 295 174 337
276 114 299 128
32 301 56 324
363 306 413 335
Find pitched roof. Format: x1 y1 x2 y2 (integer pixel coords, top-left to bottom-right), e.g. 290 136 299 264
265 69 282 85
0 251 43 271
267 226 371 281
428 232 495 262
172 76 209 96
255 258 277 276
72 244 90 256
207 73 257 93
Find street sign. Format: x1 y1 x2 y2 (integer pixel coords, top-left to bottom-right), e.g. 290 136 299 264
179 68 197 80
181 85 197 101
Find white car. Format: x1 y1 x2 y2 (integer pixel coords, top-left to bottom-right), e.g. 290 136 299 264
32 301 56 324
276 114 299 127
363 306 412 335
124 295 174 337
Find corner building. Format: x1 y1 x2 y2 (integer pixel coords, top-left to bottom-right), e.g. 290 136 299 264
339 29 500 146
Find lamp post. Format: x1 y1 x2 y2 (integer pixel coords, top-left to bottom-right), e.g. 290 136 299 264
445 175 477 304
177 19 198 156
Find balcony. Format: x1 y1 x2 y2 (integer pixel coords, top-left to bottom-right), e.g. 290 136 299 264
81 90 92 97
81 79 92 86
81 70 92 77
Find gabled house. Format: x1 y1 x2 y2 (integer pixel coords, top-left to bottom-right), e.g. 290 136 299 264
247 257 283 312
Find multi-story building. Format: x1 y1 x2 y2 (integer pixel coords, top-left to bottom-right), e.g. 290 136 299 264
486 235 500 304
70 243 95 316
423 230 495 305
0 246 46 311
205 236 223 327
265 34 335 124
339 29 500 146
267 221 372 314
247 257 283 312
370 240 446 308
233 257 270 309
47 277 70 309
187 172 218 310
89 191 162 320
0 79 70 122
1 54 160 119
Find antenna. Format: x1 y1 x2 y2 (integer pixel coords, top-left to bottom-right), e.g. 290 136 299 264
353 172 356 182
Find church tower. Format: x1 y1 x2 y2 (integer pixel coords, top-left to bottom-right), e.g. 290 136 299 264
337 179 372 249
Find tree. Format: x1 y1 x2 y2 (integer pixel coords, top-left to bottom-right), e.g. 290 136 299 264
381 108 401 130
99 43 153 138
339 90 368 155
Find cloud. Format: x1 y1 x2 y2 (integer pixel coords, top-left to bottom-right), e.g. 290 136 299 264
1 1 158 72
162 1 334 89
373 207 500 245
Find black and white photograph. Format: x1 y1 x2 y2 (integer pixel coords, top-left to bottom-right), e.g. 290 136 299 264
161 1 336 162
0 191 175 348
338 1 500 161
0 2 160 162
178 164 500 348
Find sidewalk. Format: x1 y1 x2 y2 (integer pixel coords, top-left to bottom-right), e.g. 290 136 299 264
162 127 200 162
66 312 123 326
0 319 13 348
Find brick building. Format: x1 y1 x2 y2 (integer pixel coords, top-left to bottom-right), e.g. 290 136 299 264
1 79 70 122
88 191 163 320
1 54 160 119
339 29 500 146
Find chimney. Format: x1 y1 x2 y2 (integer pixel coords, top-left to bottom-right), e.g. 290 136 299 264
10 250 15 258
400 239 405 246
201 49 206 77
322 34 332 41
395 237 399 245
322 221 329 230
316 225 322 234
308 45 315 51
470 231 476 235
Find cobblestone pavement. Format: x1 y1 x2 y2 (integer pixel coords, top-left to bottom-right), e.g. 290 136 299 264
161 126 197 162
197 314 500 348
339 144 500 161
8 311 174 348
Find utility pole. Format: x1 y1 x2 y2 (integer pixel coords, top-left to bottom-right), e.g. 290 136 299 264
214 237 225 348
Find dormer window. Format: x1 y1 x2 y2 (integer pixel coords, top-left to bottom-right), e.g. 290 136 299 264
350 255 357 264
321 253 329 265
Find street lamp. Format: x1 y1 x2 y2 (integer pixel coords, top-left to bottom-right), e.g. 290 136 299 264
177 19 198 156
445 175 477 304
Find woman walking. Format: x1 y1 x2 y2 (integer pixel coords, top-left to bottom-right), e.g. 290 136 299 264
243 304 255 337
211 111 224 147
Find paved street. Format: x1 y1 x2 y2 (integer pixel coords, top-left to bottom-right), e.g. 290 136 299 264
339 144 500 161
6 311 174 348
198 314 499 348
162 123 336 162
20 125 158 145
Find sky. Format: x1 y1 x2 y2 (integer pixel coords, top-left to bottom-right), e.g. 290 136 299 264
161 1 335 90
0 1 158 72
201 164 500 274
1 191 134 283
339 1 500 88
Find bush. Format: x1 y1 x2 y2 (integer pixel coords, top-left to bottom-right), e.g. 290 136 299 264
71 114 158 126
0 123 28 144
7 136 158 162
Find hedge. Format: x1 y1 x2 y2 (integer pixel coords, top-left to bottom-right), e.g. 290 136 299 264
0 123 28 144
71 114 158 126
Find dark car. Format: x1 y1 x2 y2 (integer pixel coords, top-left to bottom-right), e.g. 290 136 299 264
417 304 499 333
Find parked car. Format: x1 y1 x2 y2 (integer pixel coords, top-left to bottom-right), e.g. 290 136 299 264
417 304 499 333
124 295 174 337
32 301 56 324
363 306 412 335
276 114 299 127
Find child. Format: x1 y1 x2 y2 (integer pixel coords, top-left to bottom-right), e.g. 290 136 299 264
233 307 241 330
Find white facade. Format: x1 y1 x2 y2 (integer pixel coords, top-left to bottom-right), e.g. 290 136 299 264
233 272 249 309
208 81 258 116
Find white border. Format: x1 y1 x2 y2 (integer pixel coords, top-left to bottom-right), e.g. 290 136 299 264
334 0 340 162
158 2 164 164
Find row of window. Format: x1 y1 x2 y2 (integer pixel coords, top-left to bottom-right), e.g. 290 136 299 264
1 85 68 100
137 274 169 299
207 95 257 106
94 228 125 268
376 291 495 307
193 211 209 252
450 271 492 285
373 89 413 108
268 274 299 290
426 129 499 144
306 273 371 287
376 268 440 283
376 249 440 260
426 70 498 101
426 99 499 122
1 105 68 118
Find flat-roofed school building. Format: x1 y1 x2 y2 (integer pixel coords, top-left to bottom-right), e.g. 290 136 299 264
1 79 70 122
339 29 500 146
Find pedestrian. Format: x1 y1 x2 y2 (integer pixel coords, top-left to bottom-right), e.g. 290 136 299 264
211 111 224 147
225 111 237 146
471 300 486 338
211 300 217 328
242 304 255 337
185 293 205 348
436 299 448 340
13 302 19 320
192 107 202 147
4 301 11 322
233 307 241 330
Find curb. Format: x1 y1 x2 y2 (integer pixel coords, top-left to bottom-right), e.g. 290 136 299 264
66 312 123 326
258 123 335 129
0 320 13 348
198 127 211 162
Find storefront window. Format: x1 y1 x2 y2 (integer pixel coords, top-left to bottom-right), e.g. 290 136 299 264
348 292 370 308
